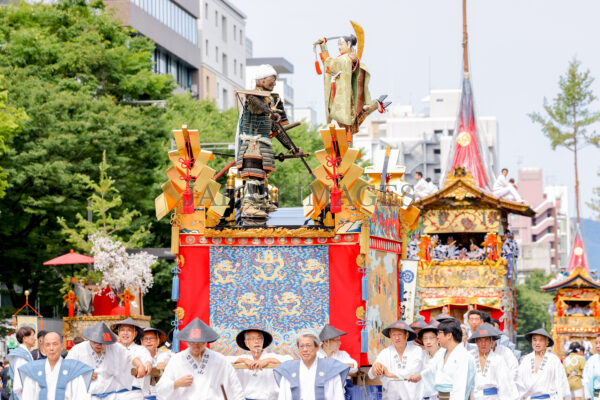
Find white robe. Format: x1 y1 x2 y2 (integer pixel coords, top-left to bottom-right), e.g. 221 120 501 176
469 350 519 400
142 350 171 398
421 349 443 398
317 349 358 373
11 344 31 400
492 175 522 202
425 343 475 400
516 351 571 400
368 342 424 400
277 358 345 400
414 179 429 199
582 354 600 400
156 348 244 400
229 351 292 400
20 358 91 400
117 342 152 400
492 343 519 381
66 341 131 400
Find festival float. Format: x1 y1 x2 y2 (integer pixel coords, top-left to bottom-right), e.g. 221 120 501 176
410 5 534 335
541 228 596 357
154 20 421 366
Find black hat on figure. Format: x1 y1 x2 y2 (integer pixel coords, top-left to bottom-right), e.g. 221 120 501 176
83 322 118 345
236 328 273 351
467 323 500 343
382 320 417 341
177 318 220 343
525 328 554 347
319 324 347 342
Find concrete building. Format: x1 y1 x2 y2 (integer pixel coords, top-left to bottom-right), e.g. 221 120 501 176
198 0 247 109
509 168 569 277
106 0 201 95
246 57 295 118
353 89 499 188
294 107 318 127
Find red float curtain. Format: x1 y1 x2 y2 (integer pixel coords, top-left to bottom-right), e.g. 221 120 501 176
420 310 431 324
491 309 504 331
177 246 210 328
328 243 362 364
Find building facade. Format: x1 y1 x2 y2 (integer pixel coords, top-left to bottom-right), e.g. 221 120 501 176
105 0 201 95
353 89 499 188
246 57 294 118
198 0 246 109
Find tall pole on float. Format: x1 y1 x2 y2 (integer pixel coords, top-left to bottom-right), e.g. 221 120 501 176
462 0 469 75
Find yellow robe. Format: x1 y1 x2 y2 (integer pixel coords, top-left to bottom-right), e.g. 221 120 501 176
564 352 586 390
323 53 371 127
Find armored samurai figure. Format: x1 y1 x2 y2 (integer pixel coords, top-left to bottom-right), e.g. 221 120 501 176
236 64 291 226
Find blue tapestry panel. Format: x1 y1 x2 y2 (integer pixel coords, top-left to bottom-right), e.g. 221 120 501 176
209 245 329 356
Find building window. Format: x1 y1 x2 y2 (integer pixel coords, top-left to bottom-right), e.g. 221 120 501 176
448 129 454 136
215 46 218 62
130 0 197 45
239 29 243 45
433 129 443 135
222 16 227 41
205 39 209 56
215 10 218 26
233 59 237 75
434 168 441 173
433 148 441 154
204 3 208 19
233 25 237 41
205 76 210 96
222 53 228 75
223 88 228 109
240 63 244 78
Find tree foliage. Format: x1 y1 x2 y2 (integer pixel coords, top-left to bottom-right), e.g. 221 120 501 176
0 0 175 312
529 58 600 151
516 271 554 352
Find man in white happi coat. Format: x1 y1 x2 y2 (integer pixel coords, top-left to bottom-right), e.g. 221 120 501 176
582 335 600 400
418 324 441 400
414 172 429 200
492 168 523 202
156 318 244 400
274 330 348 400
66 322 146 400
410 318 475 400
19 331 93 400
139 327 170 400
369 320 424 399
317 324 358 373
467 324 518 400
7 326 36 400
229 327 291 400
110 318 152 400
516 328 571 400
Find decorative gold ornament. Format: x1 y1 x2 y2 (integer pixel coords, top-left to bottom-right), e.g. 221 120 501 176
457 131 471 147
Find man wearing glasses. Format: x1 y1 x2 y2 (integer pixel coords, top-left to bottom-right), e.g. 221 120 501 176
140 327 170 400
229 328 292 400
274 330 348 400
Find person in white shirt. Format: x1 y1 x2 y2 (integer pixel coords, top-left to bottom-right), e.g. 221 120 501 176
425 177 438 196
156 318 244 400
516 328 570 400
19 331 93 400
274 330 348 400
139 327 170 400
414 172 430 200
66 322 145 400
418 324 441 400
229 328 291 400
111 318 152 400
7 326 36 400
467 324 518 400
492 168 523 202
409 318 475 400
369 320 424 399
317 324 358 373
582 335 600 400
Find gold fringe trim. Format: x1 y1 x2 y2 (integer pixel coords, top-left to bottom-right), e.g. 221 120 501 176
203 226 335 238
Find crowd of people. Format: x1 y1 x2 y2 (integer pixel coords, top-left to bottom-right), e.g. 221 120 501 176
406 231 519 262
6 309 600 399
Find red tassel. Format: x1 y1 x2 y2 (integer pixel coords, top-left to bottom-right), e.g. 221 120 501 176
330 187 342 213
315 61 322 75
182 188 194 214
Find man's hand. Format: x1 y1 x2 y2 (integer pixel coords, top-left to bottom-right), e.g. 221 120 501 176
135 364 146 379
371 362 387 376
92 372 98 381
313 37 327 46
174 375 194 389
408 373 422 383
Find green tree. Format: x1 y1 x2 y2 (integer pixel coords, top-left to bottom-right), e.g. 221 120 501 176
0 75 27 200
529 58 600 223
516 271 554 352
0 0 175 312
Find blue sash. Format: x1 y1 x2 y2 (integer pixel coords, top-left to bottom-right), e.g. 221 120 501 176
18 359 93 400
530 395 550 399
483 387 498 395
92 388 130 398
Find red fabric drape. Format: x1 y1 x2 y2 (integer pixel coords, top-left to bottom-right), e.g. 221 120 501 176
568 229 589 273
92 288 118 316
420 310 431 324
491 309 504 331
328 244 362 364
178 246 210 328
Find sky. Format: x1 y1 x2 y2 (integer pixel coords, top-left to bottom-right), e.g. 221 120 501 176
236 0 600 220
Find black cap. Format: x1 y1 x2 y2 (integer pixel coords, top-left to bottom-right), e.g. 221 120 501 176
319 324 347 342
82 322 118 345
467 323 500 343
525 328 554 347
236 328 273 351
381 320 417 341
177 318 219 343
